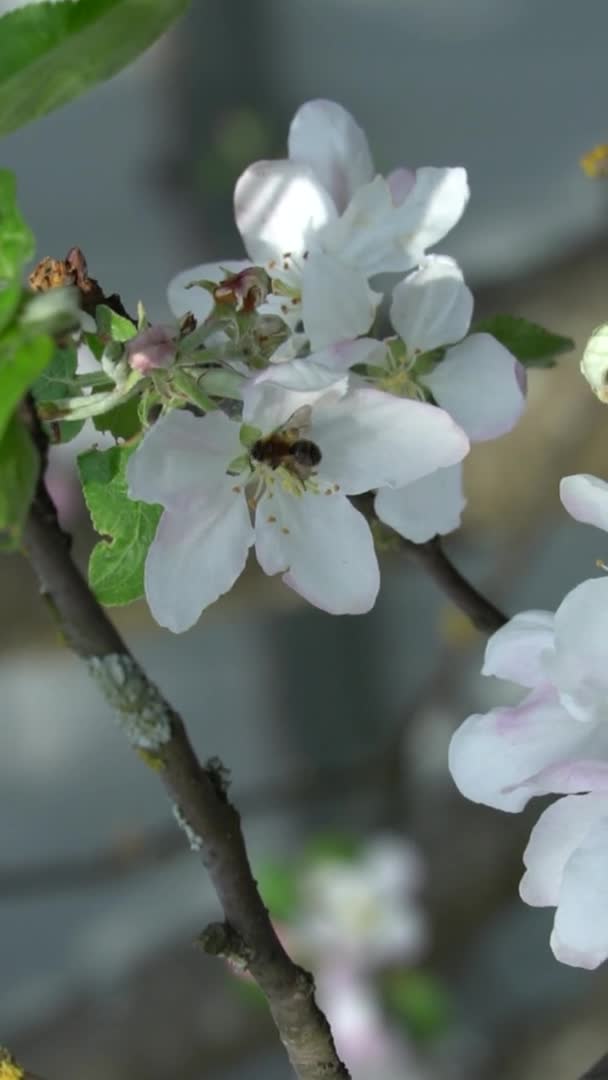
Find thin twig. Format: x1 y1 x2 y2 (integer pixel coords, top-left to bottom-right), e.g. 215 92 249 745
399 536 508 634
19 407 350 1080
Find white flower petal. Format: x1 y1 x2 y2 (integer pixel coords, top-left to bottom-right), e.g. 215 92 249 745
374 464 465 543
127 410 241 511
560 474 608 533
144 485 254 632
301 252 380 349
319 175 419 276
254 488 379 614
482 610 556 689
234 160 336 263
389 256 473 354
448 688 592 812
551 578 608 718
396 165 470 257
520 794 608 907
167 259 250 323
313 389 469 494
551 814 608 968
288 99 374 213
242 361 349 432
423 333 526 441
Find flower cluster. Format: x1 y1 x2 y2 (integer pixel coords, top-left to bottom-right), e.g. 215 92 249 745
123 100 525 631
449 473 608 968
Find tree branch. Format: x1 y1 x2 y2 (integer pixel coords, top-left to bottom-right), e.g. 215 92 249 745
580 1053 608 1078
399 536 508 635
19 413 350 1079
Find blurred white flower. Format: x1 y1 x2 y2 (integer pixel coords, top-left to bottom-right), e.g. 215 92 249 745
295 835 429 970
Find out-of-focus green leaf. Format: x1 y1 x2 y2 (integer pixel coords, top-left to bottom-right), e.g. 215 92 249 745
0 0 190 136
0 169 34 283
0 413 38 550
0 330 53 441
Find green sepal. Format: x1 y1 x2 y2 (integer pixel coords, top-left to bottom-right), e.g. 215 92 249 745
239 423 261 449
96 303 137 342
78 443 161 606
170 369 216 413
473 314 574 368
0 412 38 551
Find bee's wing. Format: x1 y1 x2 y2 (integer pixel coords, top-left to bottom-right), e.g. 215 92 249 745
279 404 313 436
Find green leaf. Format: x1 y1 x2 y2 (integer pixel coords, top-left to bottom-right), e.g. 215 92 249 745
78 443 161 606
255 861 299 921
0 170 34 283
93 395 141 440
31 344 83 443
0 281 23 335
239 423 262 449
383 970 451 1043
0 0 190 136
0 330 54 441
303 832 362 864
96 303 137 343
473 314 574 369
0 413 38 550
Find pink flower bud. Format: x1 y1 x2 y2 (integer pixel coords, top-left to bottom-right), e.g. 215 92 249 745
127 325 176 373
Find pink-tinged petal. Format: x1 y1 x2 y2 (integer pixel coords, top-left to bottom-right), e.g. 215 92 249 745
448 687 592 812
127 410 241 512
386 167 416 205
311 338 389 374
255 488 379 614
520 794 608 906
560 474 608 533
550 814 608 968
375 464 465 543
423 333 527 441
167 259 250 323
396 165 470 256
234 160 336 263
144 485 254 632
313 390 469 494
482 610 555 689
551 578 608 719
301 251 380 349
390 256 473 354
288 99 374 214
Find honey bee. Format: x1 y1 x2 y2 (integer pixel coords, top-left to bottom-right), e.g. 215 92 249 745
251 405 322 478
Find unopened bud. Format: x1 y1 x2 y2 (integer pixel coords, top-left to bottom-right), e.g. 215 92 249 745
126 325 176 373
581 324 608 402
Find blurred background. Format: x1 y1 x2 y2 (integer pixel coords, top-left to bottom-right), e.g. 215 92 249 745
3 1 608 1077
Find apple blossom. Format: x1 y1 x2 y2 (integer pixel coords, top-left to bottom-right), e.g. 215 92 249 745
126 347 469 631
169 99 469 353
449 574 608 967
